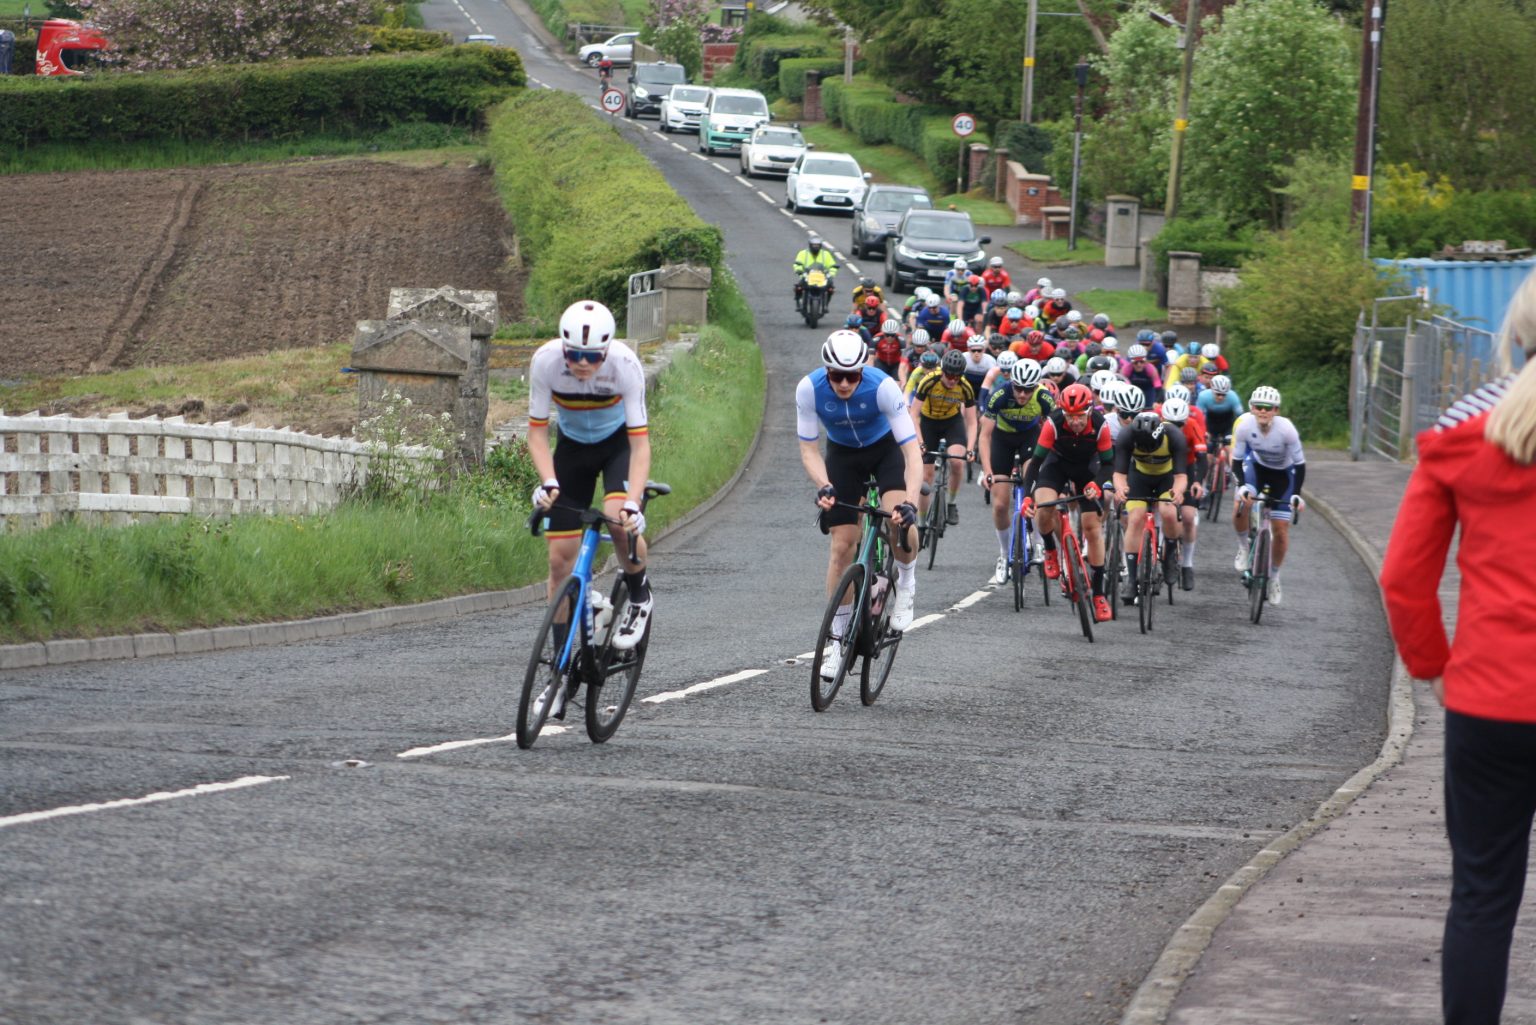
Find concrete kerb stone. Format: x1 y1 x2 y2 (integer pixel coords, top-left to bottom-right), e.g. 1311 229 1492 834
0 331 767 672
1118 483 1418 1025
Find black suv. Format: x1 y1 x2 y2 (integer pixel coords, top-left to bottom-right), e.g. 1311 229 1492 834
850 184 932 259
884 209 991 292
627 61 688 119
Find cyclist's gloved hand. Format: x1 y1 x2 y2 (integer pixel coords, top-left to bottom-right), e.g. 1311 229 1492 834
1082 482 1101 501
1237 484 1257 502
894 501 917 528
1020 496 1035 517
1289 495 1305 512
532 478 560 510
621 499 646 536
815 484 837 508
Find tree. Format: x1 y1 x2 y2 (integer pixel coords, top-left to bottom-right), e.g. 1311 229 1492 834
1077 1 1182 207
1378 0 1536 191
641 0 707 81
79 0 372 70
1183 0 1354 228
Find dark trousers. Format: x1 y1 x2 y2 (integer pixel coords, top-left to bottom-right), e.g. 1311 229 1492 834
1443 709 1536 1025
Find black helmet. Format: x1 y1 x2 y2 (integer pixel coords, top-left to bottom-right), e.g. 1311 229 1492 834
1160 329 1177 346
1132 411 1164 445
940 350 966 376
860 276 875 288
1084 341 1102 358
1086 354 1115 374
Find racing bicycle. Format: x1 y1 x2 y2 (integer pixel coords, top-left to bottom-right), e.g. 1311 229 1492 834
1241 484 1300 624
1036 487 1095 642
999 451 1049 611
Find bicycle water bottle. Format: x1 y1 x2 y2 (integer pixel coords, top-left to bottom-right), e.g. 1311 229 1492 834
590 591 614 645
868 573 891 617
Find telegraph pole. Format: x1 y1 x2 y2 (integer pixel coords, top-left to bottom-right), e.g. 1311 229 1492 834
1021 0 1038 122
1350 1 1387 256
1163 0 1199 219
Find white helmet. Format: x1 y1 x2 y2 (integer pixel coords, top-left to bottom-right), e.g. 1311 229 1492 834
1066 310 1082 323
1164 383 1191 403
1006 291 1024 305
1050 287 1066 300
1202 342 1221 360
967 334 986 350
914 286 932 300
559 300 616 352
1127 343 1148 360
1251 385 1282 407
1036 277 1052 289
997 351 1019 373
1011 359 1044 389
1117 382 1146 414
1101 335 1119 351
947 319 967 336
1161 397 1191 424
1043 356 1069 376
988 255 1004 268
881 318 902 335
1090 368 1117 395
1024 305 1040 320
1211 374 1232 395
925 294 942 307
911 328 931 346
953 258 968 270
821 329 868 370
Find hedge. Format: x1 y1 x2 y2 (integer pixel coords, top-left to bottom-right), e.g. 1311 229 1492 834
486 89 723 322
0 46 524 149
732 31 837 95
777 57 842 102
821 75 990 187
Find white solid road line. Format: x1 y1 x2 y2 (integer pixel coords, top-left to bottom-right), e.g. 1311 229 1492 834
950 590 992 611
643 668 768 704
905 612 946 631
0 775 290 829
397 728 566 759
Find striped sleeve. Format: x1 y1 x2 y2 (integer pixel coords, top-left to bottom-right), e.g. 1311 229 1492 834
1435 374 1516 431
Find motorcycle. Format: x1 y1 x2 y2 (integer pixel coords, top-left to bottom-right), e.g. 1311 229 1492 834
798 267 831 328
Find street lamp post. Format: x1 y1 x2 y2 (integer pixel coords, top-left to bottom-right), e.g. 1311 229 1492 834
1068 59 1089 251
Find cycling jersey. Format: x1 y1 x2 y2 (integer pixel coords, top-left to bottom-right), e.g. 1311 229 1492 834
1231 412 1305 470
1126 363 1163 405
872 333 904 365
913 305 949 338
981 268 1011 295
851 284 884 308
962 351 997 392
796 366 914 450
1114 426 1189 476
908 370 976 421
1196 390 1243 439
1011 339 1055 364
527 339 648 444
1031 408 1112 468
983 381 1052 435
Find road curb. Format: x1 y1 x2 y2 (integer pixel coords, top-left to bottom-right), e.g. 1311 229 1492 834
0 348 769 673
1119 484 1418 1025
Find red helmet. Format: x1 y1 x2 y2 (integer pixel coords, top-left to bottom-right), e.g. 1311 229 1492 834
1059 382 1094 414
967 274 981 286
864 294 881 307
1025 330 1046 346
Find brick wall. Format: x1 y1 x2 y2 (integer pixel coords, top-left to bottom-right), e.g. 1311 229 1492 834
701 43 737 82
1005 166 1064 226
803 73 823 122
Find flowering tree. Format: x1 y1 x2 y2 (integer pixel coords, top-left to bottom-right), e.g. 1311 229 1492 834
79 0 373 70
641 0 706 79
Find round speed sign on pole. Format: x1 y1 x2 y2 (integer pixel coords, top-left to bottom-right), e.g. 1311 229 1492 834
952 112 975 194
600 88 625 115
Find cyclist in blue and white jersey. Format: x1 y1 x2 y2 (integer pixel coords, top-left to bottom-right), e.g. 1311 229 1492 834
1196 374 1243 449
1230 385 1307 605
528 300 654 651
797 330 924 678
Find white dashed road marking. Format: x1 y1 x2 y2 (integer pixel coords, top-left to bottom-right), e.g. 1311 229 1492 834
0 775 290 829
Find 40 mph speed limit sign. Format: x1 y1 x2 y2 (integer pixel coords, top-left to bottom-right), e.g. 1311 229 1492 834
601 88 625 115
951 112 976 137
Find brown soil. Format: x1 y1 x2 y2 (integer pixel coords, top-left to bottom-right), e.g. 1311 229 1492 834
0 158 525 413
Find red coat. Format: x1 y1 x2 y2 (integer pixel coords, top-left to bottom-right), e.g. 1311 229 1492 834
1381 380 1536 722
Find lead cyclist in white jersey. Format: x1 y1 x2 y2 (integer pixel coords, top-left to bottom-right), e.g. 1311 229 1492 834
527 300 654 650
1230 384 1306 605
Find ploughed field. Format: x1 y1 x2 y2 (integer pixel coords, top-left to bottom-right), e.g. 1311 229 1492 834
0 159 521 382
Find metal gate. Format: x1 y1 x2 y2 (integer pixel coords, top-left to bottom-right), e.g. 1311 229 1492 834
626 269 664 344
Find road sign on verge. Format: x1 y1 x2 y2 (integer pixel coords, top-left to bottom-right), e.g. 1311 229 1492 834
951 112 976 138
601 88 625 115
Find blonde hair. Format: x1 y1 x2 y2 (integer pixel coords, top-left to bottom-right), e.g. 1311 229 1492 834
1485 267 1536 463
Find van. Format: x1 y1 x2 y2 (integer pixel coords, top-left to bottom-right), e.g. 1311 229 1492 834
626 61 688 119
697 88 771 156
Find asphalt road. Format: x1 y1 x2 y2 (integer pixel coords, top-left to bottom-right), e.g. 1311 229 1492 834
0 10 1394 1024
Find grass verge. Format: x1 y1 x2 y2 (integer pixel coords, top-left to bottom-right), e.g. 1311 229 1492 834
1073 288 1164 327
1009 238 1107 265
0 321 764 644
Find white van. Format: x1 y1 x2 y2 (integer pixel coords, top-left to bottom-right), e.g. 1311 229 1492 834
697 88 771 156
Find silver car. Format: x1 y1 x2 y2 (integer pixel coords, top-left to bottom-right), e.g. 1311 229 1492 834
739 125 809 178
659 85 712 134
578 32 637 67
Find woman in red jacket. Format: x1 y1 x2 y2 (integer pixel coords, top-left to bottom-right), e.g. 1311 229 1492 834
1381 267 1536 1025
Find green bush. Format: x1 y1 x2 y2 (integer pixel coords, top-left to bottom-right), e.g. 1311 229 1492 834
731 22 837 94
1150 213 1260 274
777 57 842 102
990 120 1053 175
364 26 454 51
0 46 525 149
820 74 989 188
1373 188 1536 258
486 89 723 321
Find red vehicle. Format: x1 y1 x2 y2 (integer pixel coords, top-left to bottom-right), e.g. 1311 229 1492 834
33 19 110 76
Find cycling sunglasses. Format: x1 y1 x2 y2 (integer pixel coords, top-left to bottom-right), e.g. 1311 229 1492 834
1251 403 1278 412
564 348 605 365
827 369 863 385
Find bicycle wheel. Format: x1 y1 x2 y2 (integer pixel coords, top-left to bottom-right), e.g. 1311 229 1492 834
1137 530 1156 635
860 565 901 706
586 576 648 743
1166 537 1179 606
1011 516 1027 612
1207 466 1226 523
1036 522 1051 607
518 575 582 749
1104 512 1122 622
1249 528 1271 624
925 465 947 570
812 563 864 711
1065 533 1093 642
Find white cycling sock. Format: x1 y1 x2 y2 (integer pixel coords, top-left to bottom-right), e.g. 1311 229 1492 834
896 558 916 592
1182 539 1197 567
832 604 852 639
997 528 1012 559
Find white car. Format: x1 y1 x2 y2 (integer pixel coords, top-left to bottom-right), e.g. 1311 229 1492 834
578 32 638 67
785 152 871 214
739 124 809 178
659 84 712 134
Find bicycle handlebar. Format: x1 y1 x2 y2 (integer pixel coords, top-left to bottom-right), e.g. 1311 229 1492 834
823 500 913 554
528 482 671 565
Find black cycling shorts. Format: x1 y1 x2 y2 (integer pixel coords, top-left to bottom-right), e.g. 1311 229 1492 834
919 414 966 464
988 428 1036 478
546 425 631 536
1036 455 1101 514
1125 468 1174 512
822 432 909 530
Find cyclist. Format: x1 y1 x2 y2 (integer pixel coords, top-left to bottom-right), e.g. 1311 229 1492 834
869 318 909 387
528 300 655 656
943 258 970 309
1043 354 1077 389
850 276 884 311
1013 328 1055 364
962 333 998 404
1158 393 1207 591
857 293 886 335
1113 407 1188 604
982 288 1011 336
1231 385 1306 606
908 348 978 527
1020 381 1115 621
1108 379 1144 442
902 286 933 329
955 274 989 333
1089 312 1115 339
1196 374 1243 451
1041 287 1071 325
980 349 1020 405
905 327 934 371
1024 276 1052 307
1125 344 1164 407
798 331 923 677
940 318 976 353
980 358 1052 583
914 293 950 340
843 312 872 346
793 235 837 310
982 255 1012 296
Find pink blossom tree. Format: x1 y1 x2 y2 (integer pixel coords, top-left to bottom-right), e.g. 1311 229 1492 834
79 0 373 70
